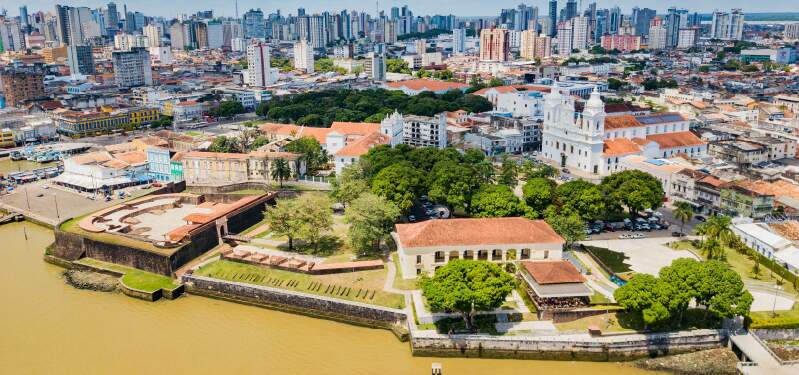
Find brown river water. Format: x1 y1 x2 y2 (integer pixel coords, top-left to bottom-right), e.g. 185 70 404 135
0 222 657 374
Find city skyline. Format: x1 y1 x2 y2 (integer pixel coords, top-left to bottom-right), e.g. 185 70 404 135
7 0 799 18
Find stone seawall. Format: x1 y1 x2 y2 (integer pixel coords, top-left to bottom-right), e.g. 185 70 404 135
182 275 407 332
410 329 727 361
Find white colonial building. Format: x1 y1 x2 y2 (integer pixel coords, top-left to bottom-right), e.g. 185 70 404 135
541 83 706 176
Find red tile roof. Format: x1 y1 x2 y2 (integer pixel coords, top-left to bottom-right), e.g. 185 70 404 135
603 138 641 157
522 260 586 284
645 131 706 149
395 218 564 248
604 114 641 130
335 131 390 157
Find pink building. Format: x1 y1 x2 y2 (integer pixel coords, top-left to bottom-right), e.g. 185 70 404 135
600 34 642 53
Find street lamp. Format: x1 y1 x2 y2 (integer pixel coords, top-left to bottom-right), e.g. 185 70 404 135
53 193 60 220
772 284 782 318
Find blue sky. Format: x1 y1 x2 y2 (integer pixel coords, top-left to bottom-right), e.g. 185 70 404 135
11 1 799 18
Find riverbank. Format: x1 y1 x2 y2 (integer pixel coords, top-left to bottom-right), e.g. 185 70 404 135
631 347 739 375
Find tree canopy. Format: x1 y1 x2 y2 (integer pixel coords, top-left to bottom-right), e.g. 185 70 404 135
615 258 752 329
371 162 424 213
420 260 515 329
284 137 327 174
345 193 401 257
522 177 556 212
601 170 664 215
255 89 491 126
469 184 530 218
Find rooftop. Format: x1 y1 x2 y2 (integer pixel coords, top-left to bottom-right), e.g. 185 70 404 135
395 217 563 248
521 260 586 285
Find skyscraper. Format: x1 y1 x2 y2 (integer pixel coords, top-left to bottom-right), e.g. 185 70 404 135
631 7 656 36
246 42 272 87
19 6 29 34
564 0 577 21
479 28 509 62
711 9 745 41
548 0 558 36
243 9 265 39
452 28 466 54
293 40 314 74
112 47 152 87
66 45 95 75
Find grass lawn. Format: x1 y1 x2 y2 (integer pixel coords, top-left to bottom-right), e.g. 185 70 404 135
556 308 721 333
75 258 179 292
673 240 799 296
391 252 419 291
584 245 632 273
589 292 613 305
194 259 405 309
555 312 635 333
60 215 170 254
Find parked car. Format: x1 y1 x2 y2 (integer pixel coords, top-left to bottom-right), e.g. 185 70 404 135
632 233 645 239
695 215 706 222
408 215 416 222
672 231 686 237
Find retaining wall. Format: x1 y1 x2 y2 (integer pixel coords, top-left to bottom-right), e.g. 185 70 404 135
751 329 799 341
410 329 727 361
182 274 407 330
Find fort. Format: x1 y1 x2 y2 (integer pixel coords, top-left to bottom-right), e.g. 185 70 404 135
51 191 275 276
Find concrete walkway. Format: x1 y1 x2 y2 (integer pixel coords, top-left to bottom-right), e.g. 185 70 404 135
730 332 782 374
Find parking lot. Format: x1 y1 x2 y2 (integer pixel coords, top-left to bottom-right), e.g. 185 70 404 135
580 237 701 276
0 179 153 224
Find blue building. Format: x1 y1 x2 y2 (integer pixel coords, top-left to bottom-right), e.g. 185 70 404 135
146 147 173 182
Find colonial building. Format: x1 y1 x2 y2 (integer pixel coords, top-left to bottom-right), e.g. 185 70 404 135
541 83 706 176
177 151 305 185
393 217 564 279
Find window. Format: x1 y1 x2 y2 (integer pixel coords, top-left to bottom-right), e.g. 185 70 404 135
544 250 549 259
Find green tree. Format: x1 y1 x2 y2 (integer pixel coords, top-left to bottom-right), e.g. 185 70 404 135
208 135 236 153
607 78 627 91
295 194 334 253
555 180 605 220
265 200 302 252
521 161 557 179
209 100 245 117
522 177 556 212
498 155 518 187
270 158 292 188
673 201 694 235
386 58 412 74
614 273 674 329
285 137 326 174
345 193 401 257
330 164 369 208
427 160 480 210
544 214 585 248
371 162 424 213
469 184 528 218
601 170 664 215
695 260 753 319
420 260 515 330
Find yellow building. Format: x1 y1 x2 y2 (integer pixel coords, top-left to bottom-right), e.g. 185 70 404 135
54 107 159 137
0 129 16 148
128 108 160 126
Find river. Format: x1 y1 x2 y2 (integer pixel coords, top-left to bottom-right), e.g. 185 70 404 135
0 222 657 374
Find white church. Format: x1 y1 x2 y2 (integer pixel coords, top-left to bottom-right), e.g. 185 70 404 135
541 83 707 176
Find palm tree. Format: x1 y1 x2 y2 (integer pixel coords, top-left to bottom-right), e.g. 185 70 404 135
271 158 291 188
673 201 694 235
695 215 734 259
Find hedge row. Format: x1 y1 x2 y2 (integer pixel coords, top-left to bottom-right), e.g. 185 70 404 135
749 316 799 329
